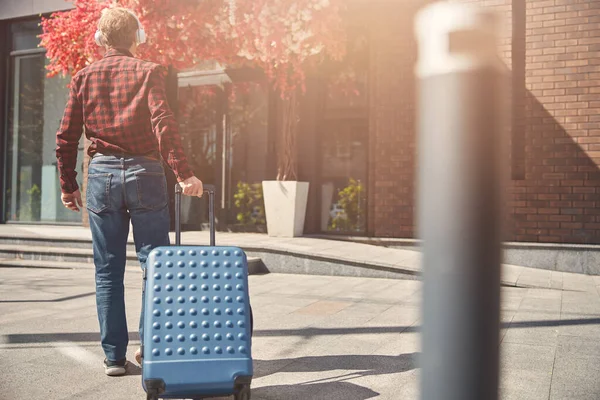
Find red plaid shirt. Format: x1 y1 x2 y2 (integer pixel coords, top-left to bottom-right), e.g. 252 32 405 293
56 48 194 194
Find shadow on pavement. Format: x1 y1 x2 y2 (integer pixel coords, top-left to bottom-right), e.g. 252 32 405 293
126 362 142 376
251 381 380 400
250 353 415 399
5 316 600 345
3 332 140 344
0 291 96 303
254 353 418 379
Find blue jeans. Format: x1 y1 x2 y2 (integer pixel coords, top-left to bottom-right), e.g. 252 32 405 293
87 154 170 362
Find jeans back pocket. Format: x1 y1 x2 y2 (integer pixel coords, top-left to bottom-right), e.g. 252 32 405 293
135 172 168 210
86 173 112 213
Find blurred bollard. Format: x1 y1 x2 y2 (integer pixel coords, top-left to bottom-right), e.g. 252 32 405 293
415 2 508 400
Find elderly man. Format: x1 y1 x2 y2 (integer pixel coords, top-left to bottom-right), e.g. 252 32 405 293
56 7 204 376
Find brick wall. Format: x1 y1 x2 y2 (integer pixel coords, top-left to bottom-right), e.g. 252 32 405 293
370 0 600 244
367 2 422 238
510 0 600 243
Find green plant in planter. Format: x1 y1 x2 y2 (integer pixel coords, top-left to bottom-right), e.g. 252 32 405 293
234 182 265 225
329 178 365 232
19 184 42 221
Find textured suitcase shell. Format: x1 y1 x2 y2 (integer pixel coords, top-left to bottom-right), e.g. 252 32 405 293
142 245 253 398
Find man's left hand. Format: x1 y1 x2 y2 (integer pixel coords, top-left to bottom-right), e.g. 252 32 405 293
61 190 83 212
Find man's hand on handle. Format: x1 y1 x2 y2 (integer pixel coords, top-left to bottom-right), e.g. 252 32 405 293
61 190 83 212
179 176 204 197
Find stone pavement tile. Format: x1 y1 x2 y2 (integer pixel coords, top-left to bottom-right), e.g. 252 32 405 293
558 314 600 339
517 269 552 288
334 363 418 400
316 330 407 358
549 353 600 399
255 293 320 311
560 291 600 315
251 379 381 400
499 369 552 400
294 300 354 316
367 280 421 303
0 307 64 326
503 314 561 346
500 310 517 325
346 277 399 295
501 342 556 374
499 344 555 400
502 264 524 287
365 305 420 328
562 273 597 292
300 277 367 298
251 352 413 399
392 370 420 400
555 334 600 357
501 297 524 314
327 302 395 324
526 287 562 300
518 296 562 313
371 331 421 357
265 276 334 296
550 393 600 400
1 344 111 400
1 312 101 338
0 344 66 369
500 386 552 400
252 332 339 360
550 271 564 291
502 286 526 301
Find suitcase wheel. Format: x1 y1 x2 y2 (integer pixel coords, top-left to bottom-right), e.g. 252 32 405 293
146 393 158 400
234 384 251 400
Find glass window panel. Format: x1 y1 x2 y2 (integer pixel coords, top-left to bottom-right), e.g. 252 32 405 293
320 121 368 234
11 20 41 51
227 82 268 229
5 53 83 223
177 84 221 230
176 81 269 231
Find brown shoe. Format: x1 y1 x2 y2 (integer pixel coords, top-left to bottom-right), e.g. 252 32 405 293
135 348 142 366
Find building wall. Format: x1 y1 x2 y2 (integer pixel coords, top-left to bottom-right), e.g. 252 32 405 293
0 0 71 20
369 0 600 244
512 0 600 243
367 2 422 238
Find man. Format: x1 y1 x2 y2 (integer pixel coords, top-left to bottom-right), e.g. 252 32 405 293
56 7 204 376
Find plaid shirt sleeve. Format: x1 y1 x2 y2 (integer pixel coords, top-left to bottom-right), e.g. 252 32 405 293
147 66 194 182
56 77 84 194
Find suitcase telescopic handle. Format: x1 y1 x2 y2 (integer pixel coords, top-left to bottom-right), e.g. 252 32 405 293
174 183 216 247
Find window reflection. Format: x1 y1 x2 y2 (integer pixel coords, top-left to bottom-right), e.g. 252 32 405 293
5 20 83 223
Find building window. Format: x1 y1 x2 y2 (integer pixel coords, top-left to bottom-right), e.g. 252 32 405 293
319 26 369 234
3 20 83 223
176 68 269 231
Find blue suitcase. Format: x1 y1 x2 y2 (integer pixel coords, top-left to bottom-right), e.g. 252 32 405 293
142 184 253 400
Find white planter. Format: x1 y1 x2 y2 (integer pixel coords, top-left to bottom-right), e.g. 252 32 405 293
262 181 310 237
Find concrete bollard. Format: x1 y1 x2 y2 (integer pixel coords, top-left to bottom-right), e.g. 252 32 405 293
415 2 508 400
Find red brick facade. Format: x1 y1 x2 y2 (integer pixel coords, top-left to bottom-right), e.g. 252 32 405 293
367 0 600 244
367 3 420 238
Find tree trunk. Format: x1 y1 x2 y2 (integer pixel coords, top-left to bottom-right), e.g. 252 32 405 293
276 91 299 181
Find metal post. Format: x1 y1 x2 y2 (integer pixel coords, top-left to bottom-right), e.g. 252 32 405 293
175 184 182 246
415 3 507 400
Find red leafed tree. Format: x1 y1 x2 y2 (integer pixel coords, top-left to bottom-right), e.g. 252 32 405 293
40 0 348 180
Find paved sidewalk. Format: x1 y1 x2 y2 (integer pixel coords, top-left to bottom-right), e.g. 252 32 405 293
2 264 600 399
0 224 569 286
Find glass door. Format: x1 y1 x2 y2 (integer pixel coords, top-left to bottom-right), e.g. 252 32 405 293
177 73 269 231
4 51 83 223
222 82 268 229
177 84 224 230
